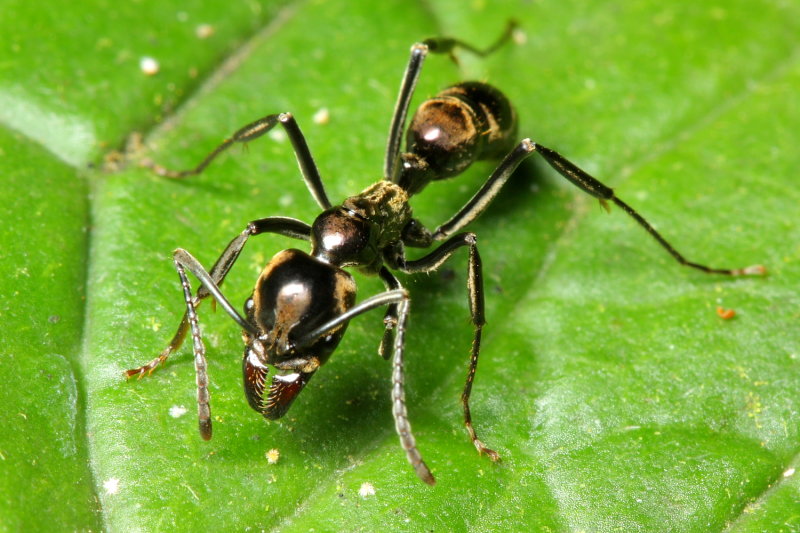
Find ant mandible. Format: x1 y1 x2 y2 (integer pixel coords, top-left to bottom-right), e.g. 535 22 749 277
126 22 765 485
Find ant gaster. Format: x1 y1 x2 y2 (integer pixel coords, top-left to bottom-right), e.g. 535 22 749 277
126 22 765 485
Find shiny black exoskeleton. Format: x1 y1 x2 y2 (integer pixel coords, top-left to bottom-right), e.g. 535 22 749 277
127 22 764 485
399 81 517 195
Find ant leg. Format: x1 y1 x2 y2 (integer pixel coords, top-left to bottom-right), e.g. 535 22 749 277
434 139 765 276
293 290 408 346
378 267 401 360
422 19 517 59
390 296 436 485
384 21 517 181
432 141 531 240
400 233 500 462
146 113 331 209
384 43 428 181
125 217 311 378
294 288 436 486
173 258 212 440
530 142 765 275
171 248 259 440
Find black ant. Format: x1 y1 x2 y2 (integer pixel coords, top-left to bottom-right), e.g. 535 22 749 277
126 22 765 485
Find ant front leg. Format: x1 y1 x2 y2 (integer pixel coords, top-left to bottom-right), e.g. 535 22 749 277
433 139 766 276
125 216 311 378
400 232 500 462
171 248 259 440
377 267 402 360
146 113 332 209
293 288 436 485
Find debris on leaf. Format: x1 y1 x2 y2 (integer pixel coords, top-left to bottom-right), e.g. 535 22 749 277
103 478 120 495
716 306 736 320
266 448 280 464
139 56 159 76
358 482 376 498
169 405 188 418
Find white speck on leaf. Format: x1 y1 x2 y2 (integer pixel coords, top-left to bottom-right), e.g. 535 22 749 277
169 405 188 418
139 57 159 76
266 448 280 464
195 24 214 39
358 482 375 498
103 478 120 495
268 129 287 143
313 107 330 125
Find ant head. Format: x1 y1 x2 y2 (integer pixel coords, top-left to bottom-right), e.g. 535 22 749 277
240 248 357 420
246 248 356 363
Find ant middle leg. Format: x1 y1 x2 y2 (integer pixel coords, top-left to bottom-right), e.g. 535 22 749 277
125 216 311 378
400 232 500 462
433 139 766 276
145 113 332 209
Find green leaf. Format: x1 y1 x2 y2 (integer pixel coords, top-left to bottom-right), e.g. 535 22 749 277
0 130 95 530
2 0 799 530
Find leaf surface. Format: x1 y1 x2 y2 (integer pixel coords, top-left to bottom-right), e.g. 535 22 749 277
2 0 799 531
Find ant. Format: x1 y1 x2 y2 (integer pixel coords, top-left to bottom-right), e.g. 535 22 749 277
126 22 765 485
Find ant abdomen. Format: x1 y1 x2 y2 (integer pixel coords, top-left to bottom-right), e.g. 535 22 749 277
402 82 517 194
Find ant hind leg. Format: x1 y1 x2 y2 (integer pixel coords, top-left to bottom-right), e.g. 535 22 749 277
400 232 500 462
